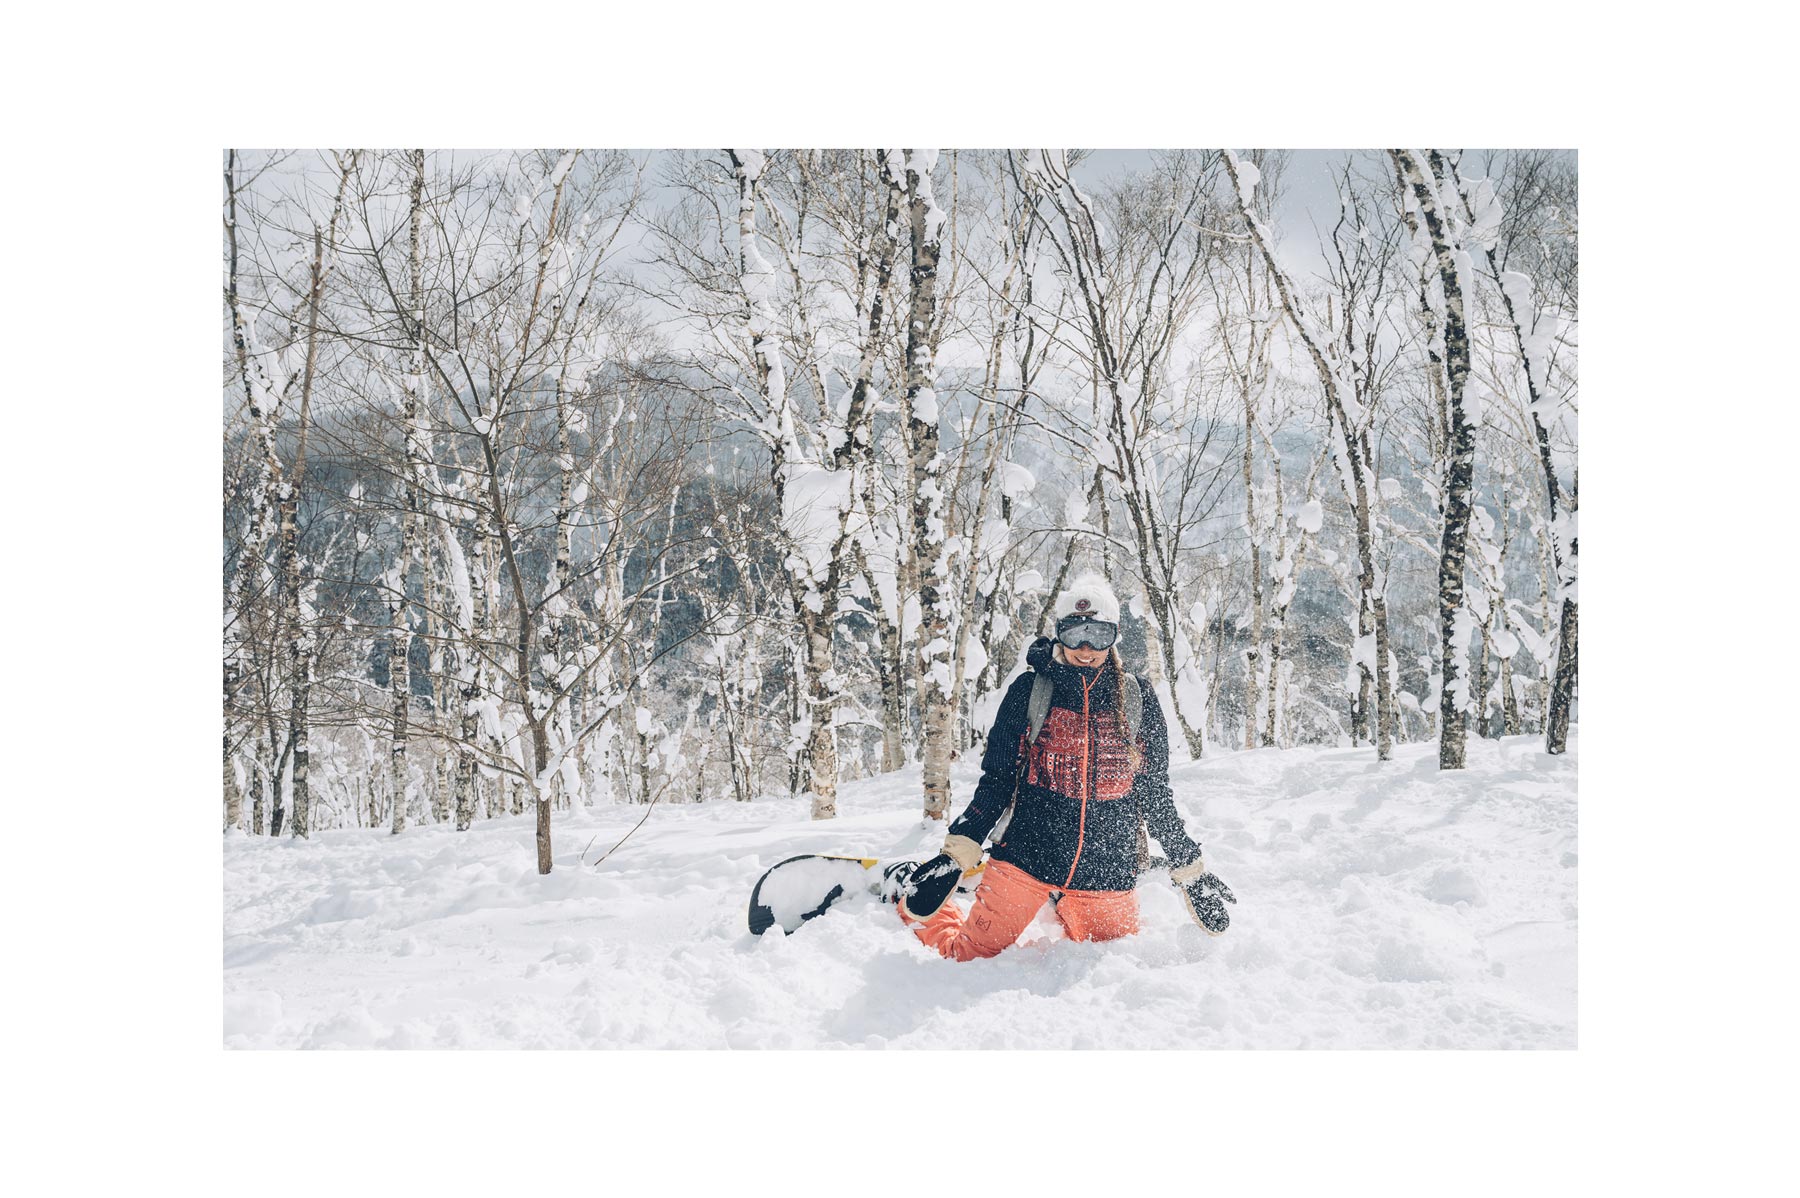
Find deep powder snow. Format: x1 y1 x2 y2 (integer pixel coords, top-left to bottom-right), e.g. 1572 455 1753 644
224 733 1576 1048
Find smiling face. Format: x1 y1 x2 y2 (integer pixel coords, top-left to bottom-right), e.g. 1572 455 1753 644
1064 644 1108 668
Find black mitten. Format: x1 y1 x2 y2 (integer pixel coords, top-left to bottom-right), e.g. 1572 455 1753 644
893 853 963 923
1170 858 1236 936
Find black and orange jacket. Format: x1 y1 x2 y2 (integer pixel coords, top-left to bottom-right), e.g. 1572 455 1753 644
947 638 1203 892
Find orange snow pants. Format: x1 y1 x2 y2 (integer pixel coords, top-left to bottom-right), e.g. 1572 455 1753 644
899 859 1139 961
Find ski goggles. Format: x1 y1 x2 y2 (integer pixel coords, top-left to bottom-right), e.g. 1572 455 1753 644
1055 615 1118 651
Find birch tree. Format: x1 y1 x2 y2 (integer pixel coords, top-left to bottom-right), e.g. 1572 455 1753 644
1319 163 1407 757
225 148 314 835
654 150 913 816
1205 150 1285 748
283 151 355 837
898 150 957 819
356 149 685 868
1028 148 1223 758
1225 149 1398 760
224 148 265 833
1458 151 1578 753
385 148 426 834
947 153 1056 746
1392 149 1477 770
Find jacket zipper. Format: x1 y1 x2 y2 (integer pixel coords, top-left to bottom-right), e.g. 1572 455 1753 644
1064 671 1100 889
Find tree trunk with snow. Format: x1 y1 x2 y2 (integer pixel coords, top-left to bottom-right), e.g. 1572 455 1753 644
1242 401 1263 751
1471 489 1519 741
901 150 954 821
427 528 452 825
388 151 426 835
223 726 243 832
724 149 880 819
1394 149 1477 771
1372 589 1396 756
269 724 288 835
283 154 353 838
386 515 413 836
944 205 1032 763
1484 237 1577 754
223 149 258 834
1449 161 1577 753
454 684 478 831
1548 577 1577 749
461 508 494 830
1260 444 1311 748
1219 242 1281 749
546 372 581 814
1474 619 1493 739
279 436 314 836
1227 149 1393 761
457 150 581 869
226 149 293 835
843 166 907 775
857 540 907 774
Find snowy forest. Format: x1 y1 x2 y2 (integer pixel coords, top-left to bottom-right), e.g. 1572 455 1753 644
222 147 1578 877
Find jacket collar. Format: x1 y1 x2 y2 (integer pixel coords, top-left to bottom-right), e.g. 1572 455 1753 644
1048 642 1109 688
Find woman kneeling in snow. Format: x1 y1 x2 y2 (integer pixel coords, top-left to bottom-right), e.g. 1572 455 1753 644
889 572 1236 960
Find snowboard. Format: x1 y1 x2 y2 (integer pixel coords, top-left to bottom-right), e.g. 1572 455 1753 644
747 855 883 936
746 854 986 936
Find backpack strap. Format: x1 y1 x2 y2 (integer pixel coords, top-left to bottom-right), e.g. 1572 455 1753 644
996 670 1054 847
1120 672 1142 744
1025 672 1054 744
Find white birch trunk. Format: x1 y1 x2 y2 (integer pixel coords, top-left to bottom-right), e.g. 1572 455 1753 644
388 149 426 835
1226 148 1394 761
283 154 353 838
1464 179 1578 754
900 150 954 820
1393 149 1478 771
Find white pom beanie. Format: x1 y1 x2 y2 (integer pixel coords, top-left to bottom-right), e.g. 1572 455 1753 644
1053 572 1121 624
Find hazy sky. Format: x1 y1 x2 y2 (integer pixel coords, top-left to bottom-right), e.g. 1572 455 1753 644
1078 148 1346 281
1074 148 1564 283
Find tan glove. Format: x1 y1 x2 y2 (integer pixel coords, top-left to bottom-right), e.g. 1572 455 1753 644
1170 857 1210 885
941 834 983 873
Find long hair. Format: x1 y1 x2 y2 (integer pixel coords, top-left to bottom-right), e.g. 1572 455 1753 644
1108 647 1144 774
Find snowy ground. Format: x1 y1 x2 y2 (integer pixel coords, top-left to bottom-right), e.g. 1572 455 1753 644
224 733 1576 1049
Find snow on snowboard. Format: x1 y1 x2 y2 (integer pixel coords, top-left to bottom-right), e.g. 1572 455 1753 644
746 854 985 936
747 855 882 935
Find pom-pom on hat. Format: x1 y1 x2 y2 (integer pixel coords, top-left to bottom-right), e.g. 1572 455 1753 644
1054 572 1120 625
